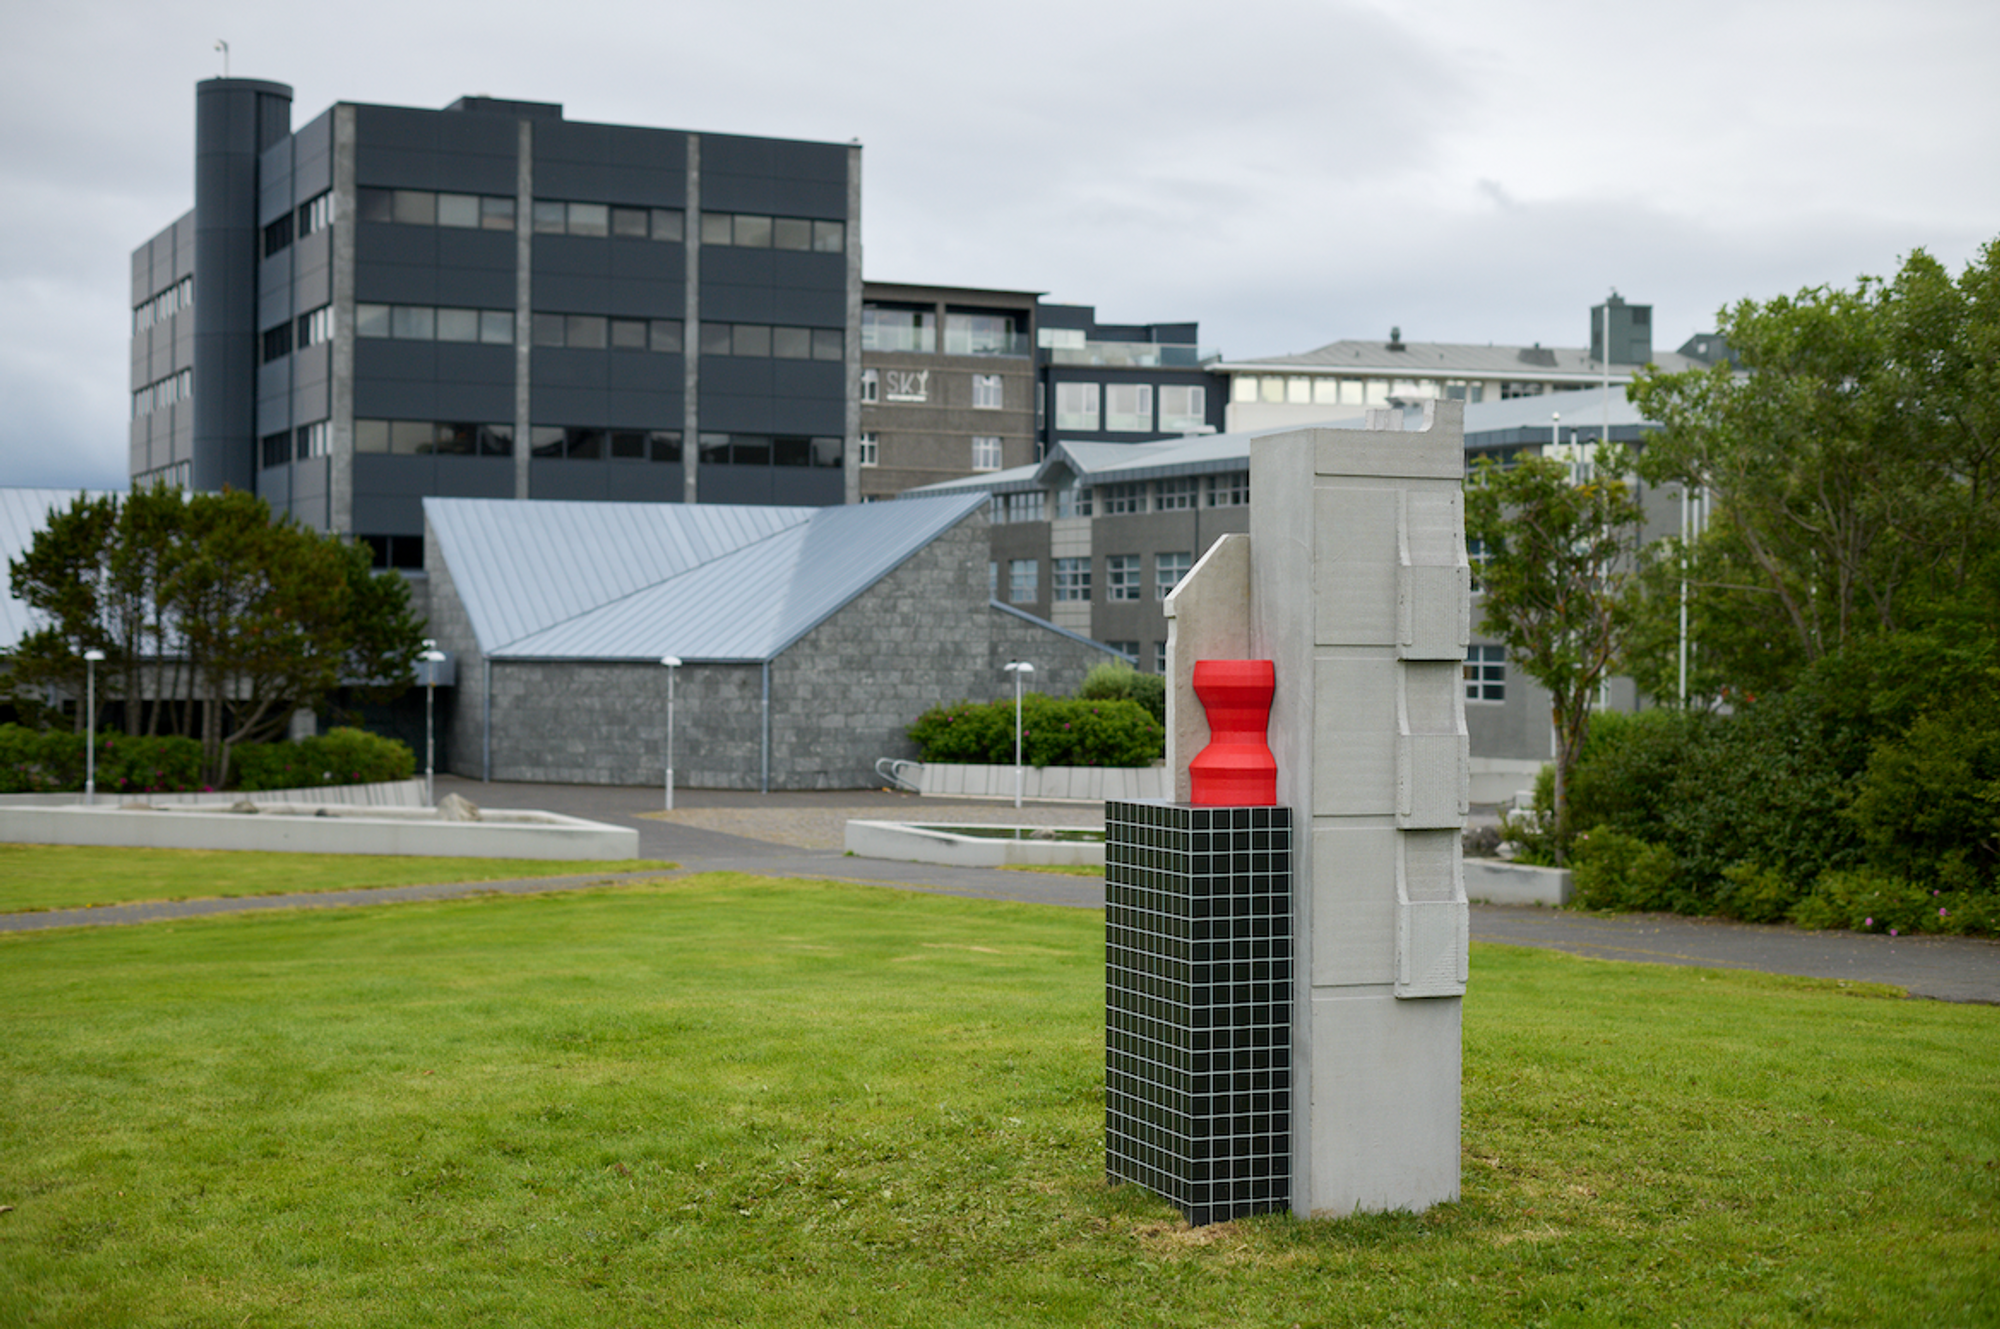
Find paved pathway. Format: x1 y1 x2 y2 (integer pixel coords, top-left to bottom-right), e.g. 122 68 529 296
7 775 1997 1004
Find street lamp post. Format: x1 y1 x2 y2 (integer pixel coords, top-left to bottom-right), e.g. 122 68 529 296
420 640 446 804
660 656 682 810
1003 660 1034 810
82 649 105 806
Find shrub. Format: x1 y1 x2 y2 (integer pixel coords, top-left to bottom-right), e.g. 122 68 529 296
231 727 415 791
1788 868 2000 938
907 695 1163 768
0 725 205 794
1570 827 1682 912
1076 660 1167 724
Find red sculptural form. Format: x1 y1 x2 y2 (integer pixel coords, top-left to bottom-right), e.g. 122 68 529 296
1188 659 1278 806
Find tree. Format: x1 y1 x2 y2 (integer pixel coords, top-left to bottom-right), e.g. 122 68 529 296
1465 448 1644 862
5 494 118 730
1628 241 2000 693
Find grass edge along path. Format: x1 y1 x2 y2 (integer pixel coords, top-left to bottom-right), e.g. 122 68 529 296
0 841 680 913
0 873 1994 1327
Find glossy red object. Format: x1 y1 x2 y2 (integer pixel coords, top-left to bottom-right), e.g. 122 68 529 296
1188 659 1277 806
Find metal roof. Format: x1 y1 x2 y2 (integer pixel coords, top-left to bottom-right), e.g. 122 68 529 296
426 492 990 663
0 487 118 650
1219 338 1703 381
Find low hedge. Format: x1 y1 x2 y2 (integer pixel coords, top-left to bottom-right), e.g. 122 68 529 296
908 695 1164 768
0 724 413 794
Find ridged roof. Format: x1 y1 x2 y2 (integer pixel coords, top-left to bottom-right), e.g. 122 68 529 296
1219 338 1702 380
425 493 989 663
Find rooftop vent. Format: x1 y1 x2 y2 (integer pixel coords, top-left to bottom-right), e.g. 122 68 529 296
1386 326 1405 352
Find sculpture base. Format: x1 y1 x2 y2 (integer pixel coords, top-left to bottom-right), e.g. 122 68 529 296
1105 799 1292 1226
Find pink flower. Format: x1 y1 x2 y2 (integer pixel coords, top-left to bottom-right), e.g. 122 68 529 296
1864 917 1873 927
1889 928 1899 937
1940 908 1949 918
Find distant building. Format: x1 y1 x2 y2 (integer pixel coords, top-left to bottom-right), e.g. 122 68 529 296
1033 304 1227 455
1213 294 1706 434
131 78 860 568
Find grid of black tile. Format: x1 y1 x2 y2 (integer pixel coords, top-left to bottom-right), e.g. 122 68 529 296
1105 799 1292 1226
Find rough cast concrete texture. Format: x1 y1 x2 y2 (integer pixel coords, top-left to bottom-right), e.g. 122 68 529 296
438 514 1116 789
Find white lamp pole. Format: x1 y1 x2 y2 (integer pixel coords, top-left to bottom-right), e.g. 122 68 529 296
82 649 105 806
661 656 682 810
1003 660 1034 810
420 641 446 804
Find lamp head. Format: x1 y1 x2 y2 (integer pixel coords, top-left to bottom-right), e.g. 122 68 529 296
83 649 106 662
661 656 682 669
1003 661 1034 674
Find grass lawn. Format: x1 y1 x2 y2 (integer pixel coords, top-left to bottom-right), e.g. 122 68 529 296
1 873 1995 1327
0 843 679 912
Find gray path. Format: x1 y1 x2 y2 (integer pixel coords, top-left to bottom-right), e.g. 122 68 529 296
6 775 1997 1004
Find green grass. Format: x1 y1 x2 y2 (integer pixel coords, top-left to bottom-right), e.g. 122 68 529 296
1 874 1995 1327
0 843 679 912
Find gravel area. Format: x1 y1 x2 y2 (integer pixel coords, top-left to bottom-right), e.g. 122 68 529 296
637 801 1105 851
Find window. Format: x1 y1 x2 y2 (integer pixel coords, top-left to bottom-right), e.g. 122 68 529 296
436 193 480 228
262 212 293 257
1008 559 1038 603
295 420 331 460
944 311 1022 356
1208 471 1249 506
971 436 1002 471
1155 642 1168 674
1104 383 1153 432
1159 384 1206 431
522 198 679 239
862 304 936 353
988 561 999 598
973 374 1003 409
526 312 682 352
1106 641 1140 664
857 433 878 467
299 191 333 237
297 305 333 349
1233 375 1260 404
700 211 842 251
650 319 683 353
1054 483 1092 519
1106 554 1141 601
355 419 513 456
261 323 292 363
260 431 290 467
990 491 1045 524
391 306 435 340
1054 558 1091 602
690 322 838 359
1156 552 1191 599
1055 382 1099 431
132 276 194 335
1101 482 1146 515
691 432 839 467
861 368 878 403
1464 645 1505 703
1155 476 1198 510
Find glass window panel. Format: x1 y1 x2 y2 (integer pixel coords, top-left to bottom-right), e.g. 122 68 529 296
733 324 771 357
650 319 684 353
812 220 844 252
354 419 389 453
357 188 394 223
1159 384 1206 431
811 436 843 467
529 426 564 457
1365 379 1390 405
436 193 479 228
390 420 435 454
1312 378 1342 405
356 303 390 338
610 318 648 350
434 423 477 455
1105 383 1153 431
533 200 567 233
435 308 479 342
1286 376 1312 403
773 436 811 467
733 214 772 248
532 313 566 347
812 328 843 361
701 322 733 355
772 217 812 250
771 326 811 359
648 430 683 462
392 190 436 225
565 428 604 459
479 424 514 456
651 208 684 242
698 433 731 464
567 203 608 237
480 310 514 344
565 315 607 349
701 212 734 245
481 196 515 230
609 430 646 460
611 207 648 238
391 306 435 340
1055 382 1099 431
1258 377 1284 403
731 435 771 465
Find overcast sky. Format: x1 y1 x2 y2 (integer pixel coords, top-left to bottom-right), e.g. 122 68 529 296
3 0 1996 491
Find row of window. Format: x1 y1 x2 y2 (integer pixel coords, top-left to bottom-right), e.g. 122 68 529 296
261 420 332 467
696 433 843 468
263 191 335 256
860 368 1004 407
986 472 1249 525
338 302 847 361
261 305 334 362
697 322 844 361
1053 382 1207 433
132 368 192 419
863 434 1002 471
133 276 193 334
993 551 1194 605
1229 375 1488 407
860 306 1028 356
700 212 845 253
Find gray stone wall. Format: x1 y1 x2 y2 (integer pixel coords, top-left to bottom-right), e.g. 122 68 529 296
482 659 764 788
422 519 488 780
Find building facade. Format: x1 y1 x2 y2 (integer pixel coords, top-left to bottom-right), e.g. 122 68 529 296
857 283 1038 500
1034 304 1226 454
133 79 860 567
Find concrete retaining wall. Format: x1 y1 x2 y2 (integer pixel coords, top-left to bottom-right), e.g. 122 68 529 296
916 762 1167 802
0 804 637 860
1464 859 1572 906
845 819 1104 869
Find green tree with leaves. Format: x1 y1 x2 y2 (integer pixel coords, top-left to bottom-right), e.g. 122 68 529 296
1465 448 1644 862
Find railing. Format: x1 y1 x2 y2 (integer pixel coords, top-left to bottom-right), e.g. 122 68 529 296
1045 342 1219 368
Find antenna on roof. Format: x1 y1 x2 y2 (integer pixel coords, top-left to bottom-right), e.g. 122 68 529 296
214 39 229 78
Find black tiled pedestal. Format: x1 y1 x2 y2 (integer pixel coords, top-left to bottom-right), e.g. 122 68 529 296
1105 800 1293 1225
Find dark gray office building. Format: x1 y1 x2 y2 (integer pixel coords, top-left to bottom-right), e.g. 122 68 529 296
132 79 861 566
1034 304 1226 454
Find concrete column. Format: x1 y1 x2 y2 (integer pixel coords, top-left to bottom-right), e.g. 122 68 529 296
513 118 533 500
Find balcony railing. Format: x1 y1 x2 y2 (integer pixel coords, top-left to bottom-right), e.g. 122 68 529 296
1046 341 1218 368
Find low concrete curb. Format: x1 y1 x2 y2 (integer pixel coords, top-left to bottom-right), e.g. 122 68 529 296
1465 859 1573 906
845 819 1104 869
0 804 637 860
915 762 1168 802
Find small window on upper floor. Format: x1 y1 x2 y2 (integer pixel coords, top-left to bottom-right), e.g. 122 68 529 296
972 436 1002 471
861 367 878 403
857 433 878 467
299 192 333 236
262 213 293 258
973 374 1003 410
611 207 649 238
437 193 481 228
